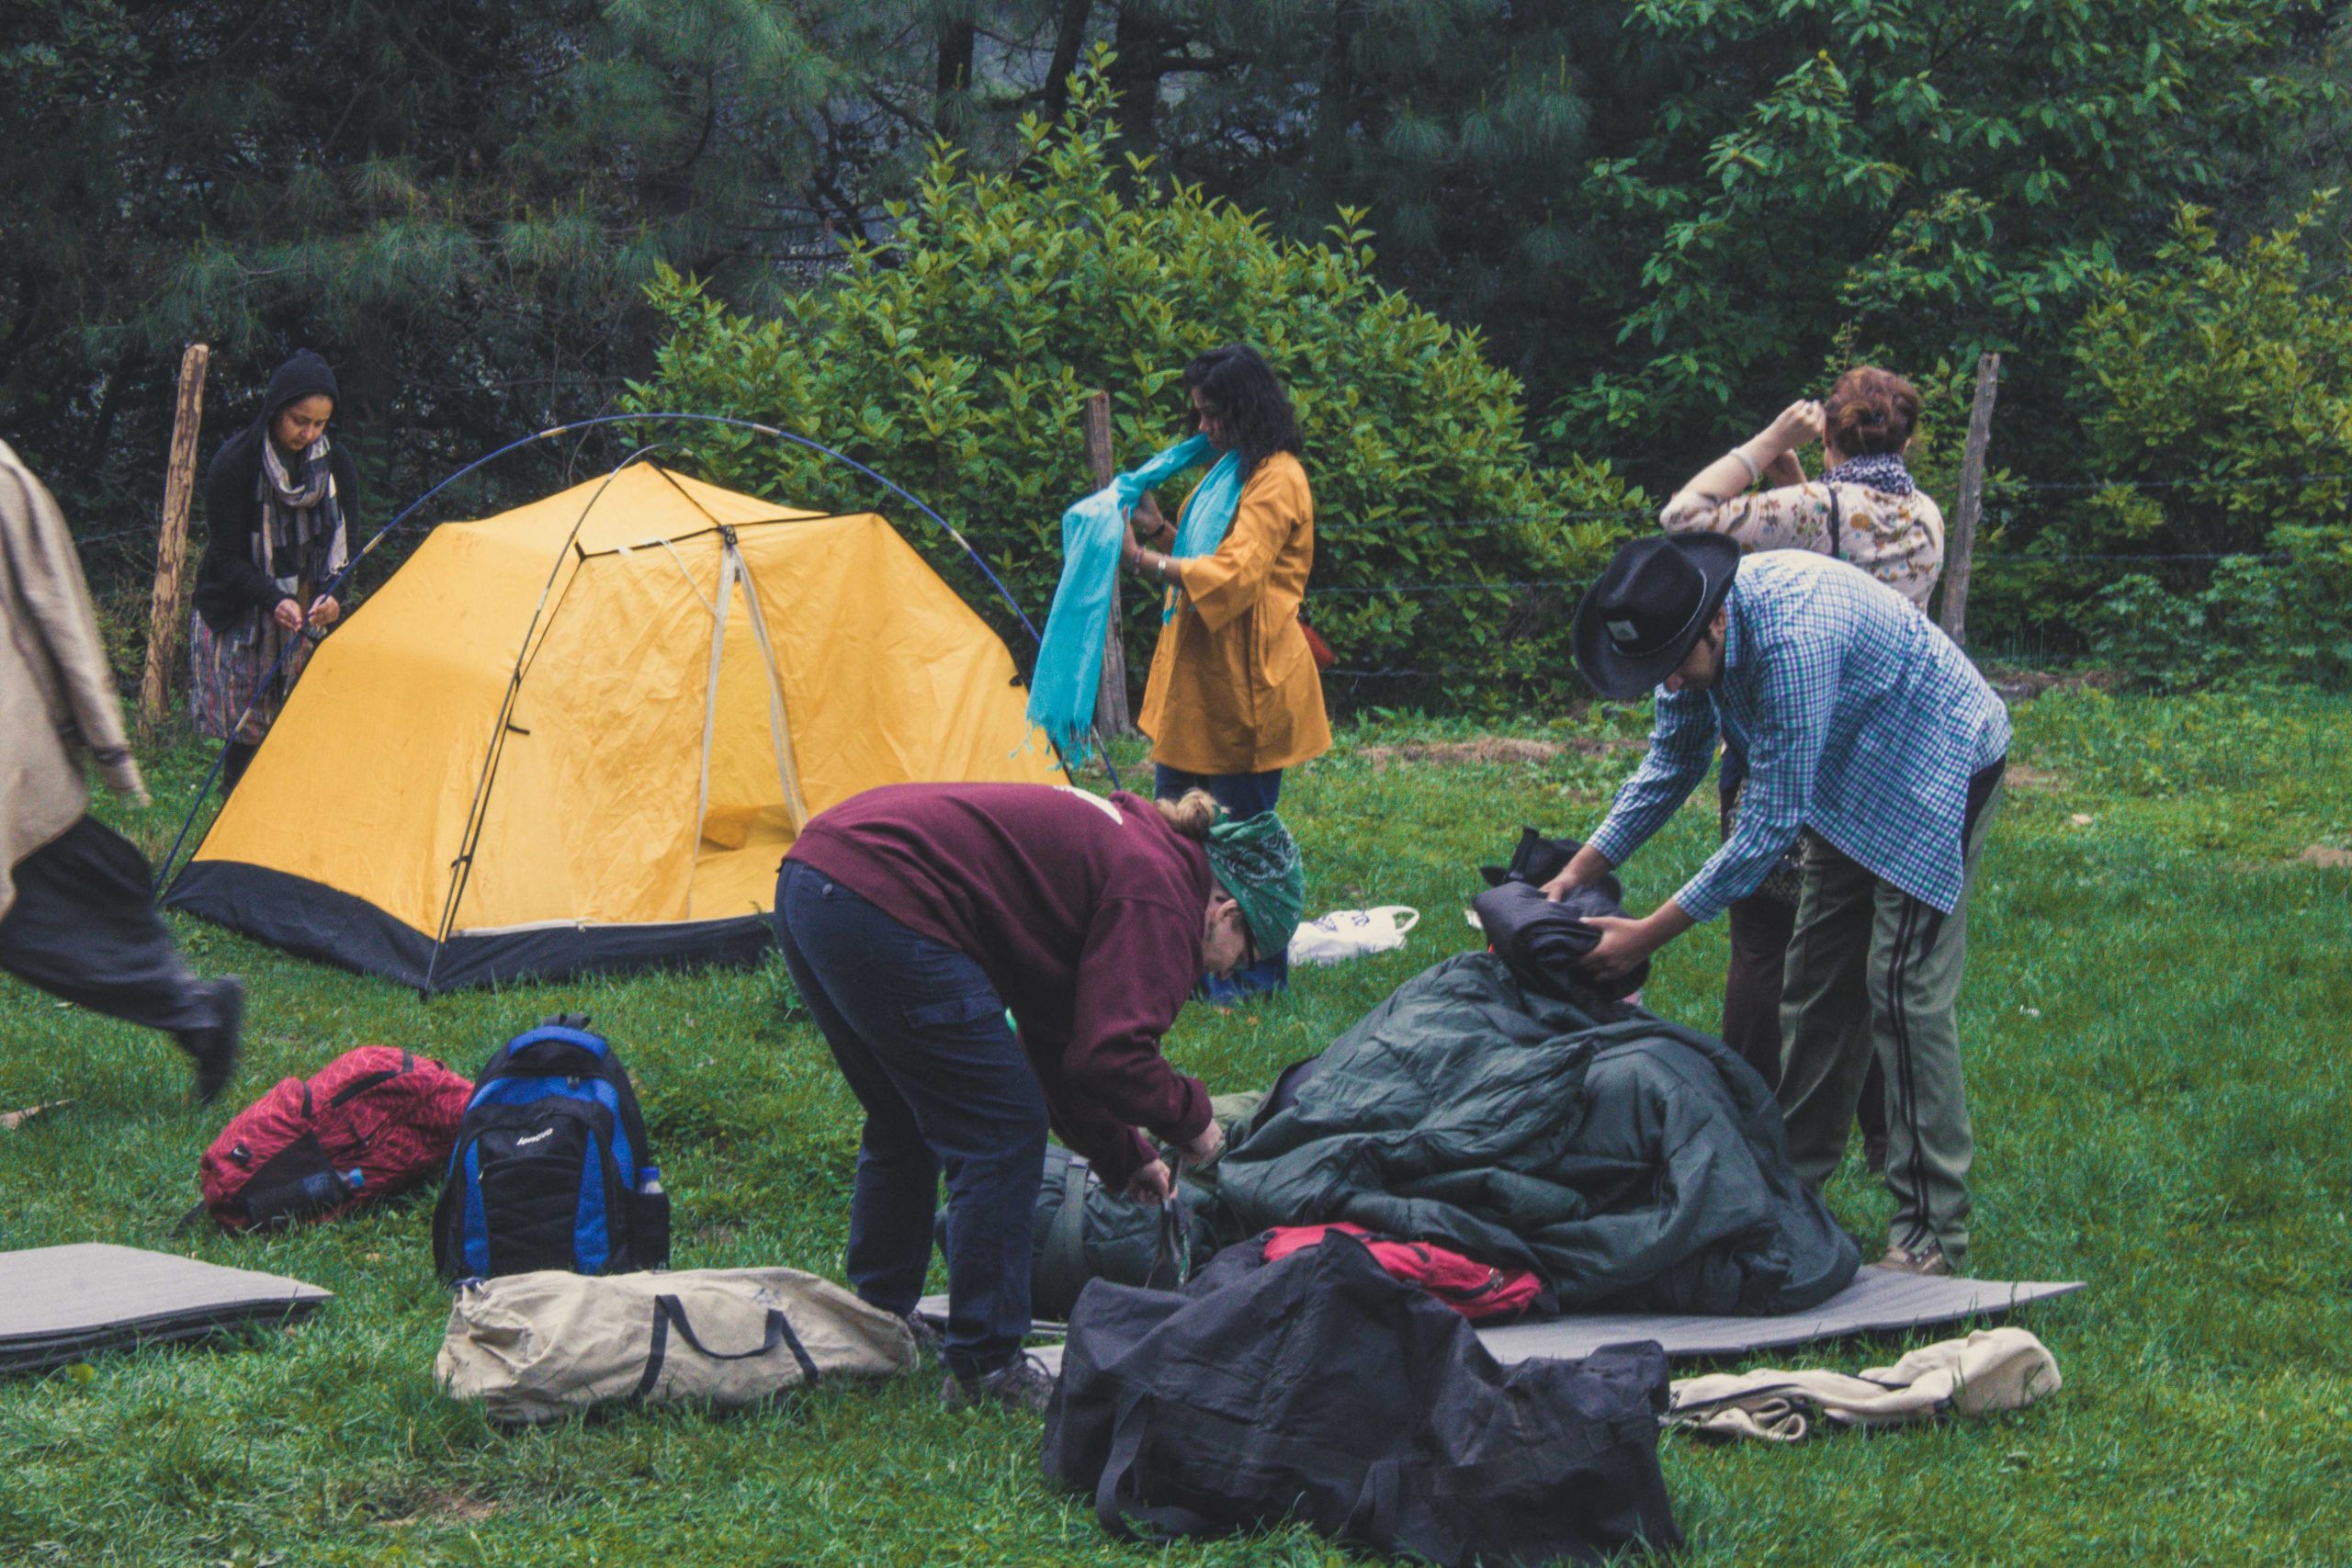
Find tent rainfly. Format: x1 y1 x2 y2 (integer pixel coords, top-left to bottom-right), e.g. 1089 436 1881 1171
164 465 1063 992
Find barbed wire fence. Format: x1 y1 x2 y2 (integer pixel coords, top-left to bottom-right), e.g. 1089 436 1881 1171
73 445 2328 693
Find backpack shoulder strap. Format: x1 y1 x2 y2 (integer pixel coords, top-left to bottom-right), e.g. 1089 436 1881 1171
1039 1156 1091 1316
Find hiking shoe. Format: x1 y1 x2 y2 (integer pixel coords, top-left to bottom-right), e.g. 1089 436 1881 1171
179 977 244 1106
941 1353 1056 1415
1863 1135 1890 1176
1878 1240 1954 1277
901 1311 945 1360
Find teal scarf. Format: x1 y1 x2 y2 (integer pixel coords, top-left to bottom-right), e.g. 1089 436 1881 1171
1026 434 1246 762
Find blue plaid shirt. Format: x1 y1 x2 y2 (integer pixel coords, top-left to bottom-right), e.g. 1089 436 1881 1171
1589 551 2010 923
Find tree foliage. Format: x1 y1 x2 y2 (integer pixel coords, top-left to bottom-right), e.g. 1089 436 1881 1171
0 0 860 531
1532 0 2337 479
1066 1 2340 492
2066 201 2352 686
627 61 1634 712
12 0 2352 691
2070 201 2352 556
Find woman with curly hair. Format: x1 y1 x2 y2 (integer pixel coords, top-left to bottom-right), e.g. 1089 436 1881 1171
1120 344 1329 992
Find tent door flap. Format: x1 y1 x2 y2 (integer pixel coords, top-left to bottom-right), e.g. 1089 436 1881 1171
690 536 810 919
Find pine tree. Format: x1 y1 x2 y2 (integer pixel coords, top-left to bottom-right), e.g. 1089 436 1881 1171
0 0 850 538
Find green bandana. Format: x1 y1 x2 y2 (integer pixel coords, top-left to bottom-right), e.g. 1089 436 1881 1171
1204 810 1304 960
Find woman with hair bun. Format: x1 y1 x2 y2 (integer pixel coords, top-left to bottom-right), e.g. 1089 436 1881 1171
774 781 1301 1411
1663 366 1941 606
1657 366 1946 1175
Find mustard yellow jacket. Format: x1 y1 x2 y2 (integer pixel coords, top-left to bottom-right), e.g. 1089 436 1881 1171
1137 452 1331 775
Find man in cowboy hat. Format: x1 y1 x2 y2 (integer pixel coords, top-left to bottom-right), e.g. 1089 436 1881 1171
1542 536 2008 1277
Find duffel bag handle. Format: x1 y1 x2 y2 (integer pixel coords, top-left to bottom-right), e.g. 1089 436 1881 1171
1095 1390 1414 1552
633 1292 818 1399
1146 1193 1189 1291
1093 1389 1220 1543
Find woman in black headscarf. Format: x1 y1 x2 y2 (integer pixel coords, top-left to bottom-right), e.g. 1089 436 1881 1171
190 350 362 790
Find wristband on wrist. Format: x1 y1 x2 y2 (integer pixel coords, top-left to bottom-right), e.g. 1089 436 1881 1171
1730 446 1764 486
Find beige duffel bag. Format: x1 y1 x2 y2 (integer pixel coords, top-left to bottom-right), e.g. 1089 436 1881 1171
436 1267 918 1423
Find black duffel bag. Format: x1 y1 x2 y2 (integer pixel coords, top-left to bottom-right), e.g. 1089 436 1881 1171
1043 1231 1681 1566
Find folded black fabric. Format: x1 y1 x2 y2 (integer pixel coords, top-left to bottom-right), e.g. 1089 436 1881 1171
1479 825 1578 889
1472 874 1649 1002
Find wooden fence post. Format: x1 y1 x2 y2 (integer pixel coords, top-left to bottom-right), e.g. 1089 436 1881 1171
1939 351 2000 649
1080 391 1135 736
139 343 209 734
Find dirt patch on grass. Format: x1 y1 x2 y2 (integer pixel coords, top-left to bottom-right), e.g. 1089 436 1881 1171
377 1492 500 1529
2299 844 2352 869
2006 764 2067 791
1355 737 1630 770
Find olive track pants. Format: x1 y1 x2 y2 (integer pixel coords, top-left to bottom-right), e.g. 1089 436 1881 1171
1776 764 2005 1269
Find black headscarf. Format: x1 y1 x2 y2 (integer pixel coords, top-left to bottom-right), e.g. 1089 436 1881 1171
259 349 340 431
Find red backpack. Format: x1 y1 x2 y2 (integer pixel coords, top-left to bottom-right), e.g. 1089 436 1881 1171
197 1046 473 1232
1261 1223 1545 1323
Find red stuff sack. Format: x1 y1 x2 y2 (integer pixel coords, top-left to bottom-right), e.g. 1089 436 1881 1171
1261 1223 1545 1323
198 1046 473 1232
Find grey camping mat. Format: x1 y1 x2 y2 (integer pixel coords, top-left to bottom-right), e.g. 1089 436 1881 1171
934 1266 2084 1373
1464 1267 2081 1362
0 1243 332 1375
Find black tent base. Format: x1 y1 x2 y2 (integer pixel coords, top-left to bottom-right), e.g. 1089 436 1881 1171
164 861 776 995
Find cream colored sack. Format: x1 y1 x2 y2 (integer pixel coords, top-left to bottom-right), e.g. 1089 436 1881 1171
436 1267 917 1423
1666 1326 2062 1444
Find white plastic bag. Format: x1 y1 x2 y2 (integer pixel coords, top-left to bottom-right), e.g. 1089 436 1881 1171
1286 906 1420 967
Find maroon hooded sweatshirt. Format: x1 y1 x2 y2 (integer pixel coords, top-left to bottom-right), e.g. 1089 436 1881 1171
784 783 1215 1185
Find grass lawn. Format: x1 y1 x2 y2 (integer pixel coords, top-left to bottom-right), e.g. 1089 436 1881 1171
2 685 2348 1566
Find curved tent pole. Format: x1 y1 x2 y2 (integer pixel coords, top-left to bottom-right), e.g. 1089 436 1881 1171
421 444 669 995
153 410 1102 897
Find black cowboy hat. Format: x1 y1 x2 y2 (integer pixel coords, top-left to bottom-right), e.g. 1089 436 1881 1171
1571 534 1742 700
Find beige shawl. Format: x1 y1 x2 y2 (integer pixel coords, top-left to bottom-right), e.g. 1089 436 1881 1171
0 438 146 918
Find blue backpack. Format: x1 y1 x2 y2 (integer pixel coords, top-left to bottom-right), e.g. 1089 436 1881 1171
432 1016 669 1280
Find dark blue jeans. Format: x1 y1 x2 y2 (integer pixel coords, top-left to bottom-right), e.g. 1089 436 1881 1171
773 860 1047 1380
1153 764 1289 999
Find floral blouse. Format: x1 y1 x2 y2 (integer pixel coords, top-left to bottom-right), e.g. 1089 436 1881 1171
1659 479 1944 609
1664 474 1948 904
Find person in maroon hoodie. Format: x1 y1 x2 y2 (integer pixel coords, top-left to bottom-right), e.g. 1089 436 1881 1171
775 782 1304 1414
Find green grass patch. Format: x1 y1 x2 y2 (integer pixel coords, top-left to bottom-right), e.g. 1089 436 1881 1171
2 691 2348 1563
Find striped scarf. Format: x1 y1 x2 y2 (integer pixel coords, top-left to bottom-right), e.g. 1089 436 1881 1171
252 434 348 672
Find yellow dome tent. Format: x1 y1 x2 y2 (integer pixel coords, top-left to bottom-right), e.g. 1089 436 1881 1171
164 464 1063 991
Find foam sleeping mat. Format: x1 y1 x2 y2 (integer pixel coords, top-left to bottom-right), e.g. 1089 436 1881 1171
928 1266 2084 1372
0 1243 333 1375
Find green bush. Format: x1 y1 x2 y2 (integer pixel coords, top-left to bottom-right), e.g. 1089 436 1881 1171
624 55 1635 716
2093 525 2352 691
2001 199 2352 657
